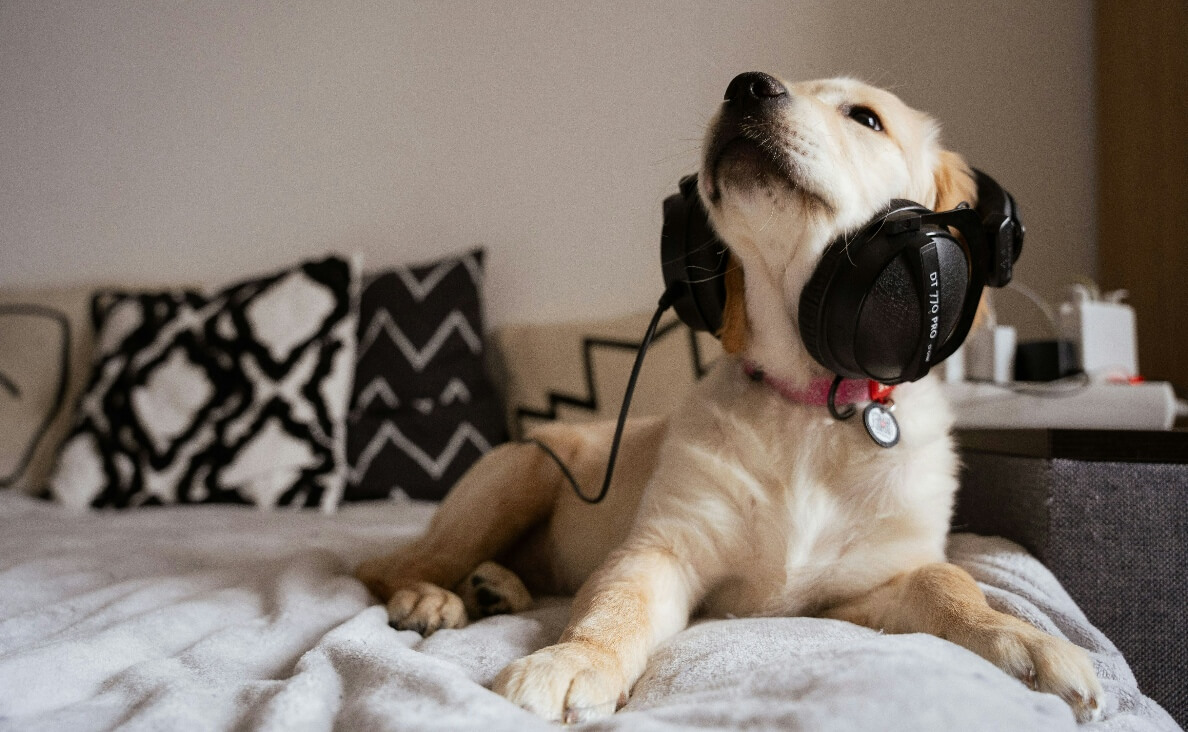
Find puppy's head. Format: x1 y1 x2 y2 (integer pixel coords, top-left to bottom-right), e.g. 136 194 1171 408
701 73 977 377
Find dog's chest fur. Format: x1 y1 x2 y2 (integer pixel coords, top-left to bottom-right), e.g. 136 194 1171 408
649 357 958 619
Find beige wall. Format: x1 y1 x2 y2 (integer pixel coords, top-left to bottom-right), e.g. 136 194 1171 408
0 1 1094 330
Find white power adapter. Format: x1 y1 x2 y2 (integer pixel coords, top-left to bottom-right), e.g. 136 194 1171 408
1060 287 1138 381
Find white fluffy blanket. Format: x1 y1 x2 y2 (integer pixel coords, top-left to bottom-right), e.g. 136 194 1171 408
0 492 1176 731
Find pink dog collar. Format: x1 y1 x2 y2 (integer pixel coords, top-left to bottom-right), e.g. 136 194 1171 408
743 362 901 447
742 361 869 407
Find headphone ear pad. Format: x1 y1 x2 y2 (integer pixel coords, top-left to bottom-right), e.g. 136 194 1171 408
798 250 835 374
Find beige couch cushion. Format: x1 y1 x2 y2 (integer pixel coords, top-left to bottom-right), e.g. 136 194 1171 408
0 287 95 495
491 311 722 440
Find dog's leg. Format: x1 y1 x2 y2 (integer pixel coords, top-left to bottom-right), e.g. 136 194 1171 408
355 441 559 635
822 562 1103 722
493 537 710 723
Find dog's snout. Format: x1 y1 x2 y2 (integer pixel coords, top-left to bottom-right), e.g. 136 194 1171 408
724 72 788 107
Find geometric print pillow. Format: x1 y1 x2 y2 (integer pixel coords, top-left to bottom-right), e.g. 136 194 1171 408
48 256 358 511
491 310 721 440
346 249 505 501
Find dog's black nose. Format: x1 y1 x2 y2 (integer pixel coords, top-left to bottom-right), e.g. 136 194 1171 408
724 72 787 106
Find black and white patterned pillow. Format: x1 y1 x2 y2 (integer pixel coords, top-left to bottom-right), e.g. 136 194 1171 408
49 256 358 510
347 249 505 501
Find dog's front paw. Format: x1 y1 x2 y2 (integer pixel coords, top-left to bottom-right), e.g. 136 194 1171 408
979 622 1104 723
456 561 533 618
386 581 467 636
493 641 628 723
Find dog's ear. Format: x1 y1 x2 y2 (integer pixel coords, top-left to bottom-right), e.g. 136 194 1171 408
718 254 748 354
932 149 978 212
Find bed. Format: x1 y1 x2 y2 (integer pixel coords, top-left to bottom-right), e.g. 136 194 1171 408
0 490 1177 731
0 256 1178 730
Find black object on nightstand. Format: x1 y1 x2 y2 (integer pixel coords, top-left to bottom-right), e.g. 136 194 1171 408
954 429 1187 728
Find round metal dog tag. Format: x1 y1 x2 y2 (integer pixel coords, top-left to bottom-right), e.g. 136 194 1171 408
863 402 900 448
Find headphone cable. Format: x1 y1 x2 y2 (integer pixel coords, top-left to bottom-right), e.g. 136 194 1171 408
528 287 678 504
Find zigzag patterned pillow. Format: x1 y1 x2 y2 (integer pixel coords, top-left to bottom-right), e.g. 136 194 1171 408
347 249 506 501
48 256 358 510
492 311 722 440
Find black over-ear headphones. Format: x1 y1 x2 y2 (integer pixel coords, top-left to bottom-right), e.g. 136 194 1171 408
660 169 1024 384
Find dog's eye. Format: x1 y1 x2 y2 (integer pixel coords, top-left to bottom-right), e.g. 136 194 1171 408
846 106 884 132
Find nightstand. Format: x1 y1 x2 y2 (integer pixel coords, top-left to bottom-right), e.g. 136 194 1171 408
953 429 1187 728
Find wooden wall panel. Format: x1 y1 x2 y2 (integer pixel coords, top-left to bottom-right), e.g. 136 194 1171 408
1095 1 1188 395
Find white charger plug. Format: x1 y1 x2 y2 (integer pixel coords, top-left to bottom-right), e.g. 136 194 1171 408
1060 286 1138 381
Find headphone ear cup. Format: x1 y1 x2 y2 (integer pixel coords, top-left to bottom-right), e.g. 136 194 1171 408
661 174 730 334
982 212 1019 287
798 200 928 380
974 169 1025 288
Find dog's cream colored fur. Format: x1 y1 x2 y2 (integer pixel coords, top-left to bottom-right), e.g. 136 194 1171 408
356 76 1103 723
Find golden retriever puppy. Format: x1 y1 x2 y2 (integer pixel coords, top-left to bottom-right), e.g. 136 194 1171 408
356 74 1103 724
